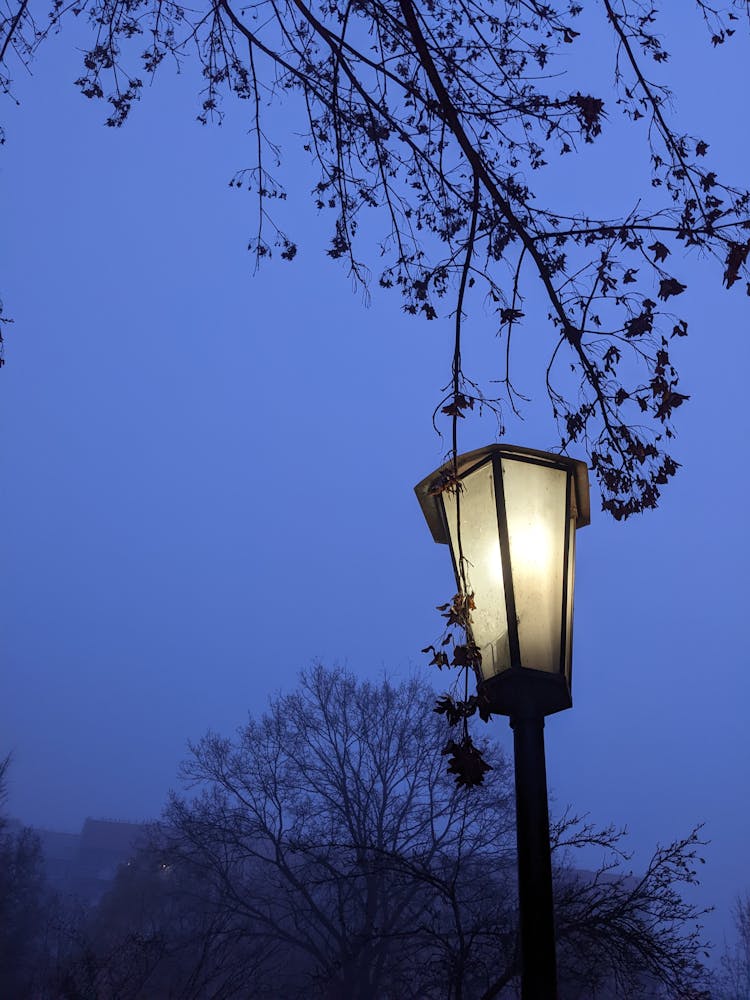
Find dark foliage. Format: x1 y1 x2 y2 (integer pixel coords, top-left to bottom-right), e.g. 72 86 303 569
0 756 61 996
1 2 749 518
40 667 712 999
716 893 750 999
0 674 717 997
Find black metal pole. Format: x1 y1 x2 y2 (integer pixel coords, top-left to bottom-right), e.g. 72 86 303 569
510 714 557 1000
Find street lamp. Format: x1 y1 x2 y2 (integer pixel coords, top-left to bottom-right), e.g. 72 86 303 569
415 444 590 1000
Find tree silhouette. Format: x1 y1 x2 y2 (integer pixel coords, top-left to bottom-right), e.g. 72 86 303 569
87 666 711 999
716 893 750 1000
0 756 55 997
1 2 749 517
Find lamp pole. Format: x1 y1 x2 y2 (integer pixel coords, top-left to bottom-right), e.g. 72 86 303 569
511 714 557 999
415 444 590 1000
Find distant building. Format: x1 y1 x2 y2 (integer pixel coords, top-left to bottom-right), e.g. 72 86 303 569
36 817 147 903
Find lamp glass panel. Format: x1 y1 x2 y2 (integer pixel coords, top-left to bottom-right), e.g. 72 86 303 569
501 459 568 673
442 460 510 677
564 512 576 683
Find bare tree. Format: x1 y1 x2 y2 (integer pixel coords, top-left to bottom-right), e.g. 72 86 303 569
142 666 713 999
52 849 278 999
1 2 749 519
715 893 750 1000
0 754 58 997
164 665 515 999
551 813 712 999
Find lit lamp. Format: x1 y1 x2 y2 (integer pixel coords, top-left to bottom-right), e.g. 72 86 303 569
415 444 590 999
415 443 590 717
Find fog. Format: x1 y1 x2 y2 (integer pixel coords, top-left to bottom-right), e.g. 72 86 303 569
1 6 748 958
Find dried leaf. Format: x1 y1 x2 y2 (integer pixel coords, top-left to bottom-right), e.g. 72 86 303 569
723 241 750 289
658 277 687 301
649 241 670 263
442 738 492 788
434 695 463 726
671 320 688 338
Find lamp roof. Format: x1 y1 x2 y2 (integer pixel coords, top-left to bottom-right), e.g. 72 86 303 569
414 443 591 543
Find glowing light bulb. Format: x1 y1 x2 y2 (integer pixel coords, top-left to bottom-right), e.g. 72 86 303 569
511 521 553 574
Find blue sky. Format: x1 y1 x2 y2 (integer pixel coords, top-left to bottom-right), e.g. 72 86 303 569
1 5 748 954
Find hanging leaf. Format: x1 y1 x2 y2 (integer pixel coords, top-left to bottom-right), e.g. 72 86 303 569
649 241 670 263
442 737 492 788
723 241 750 289
658 277 687 300
434 695 463 726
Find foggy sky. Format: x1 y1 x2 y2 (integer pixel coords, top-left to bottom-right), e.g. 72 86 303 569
1 6 748 954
